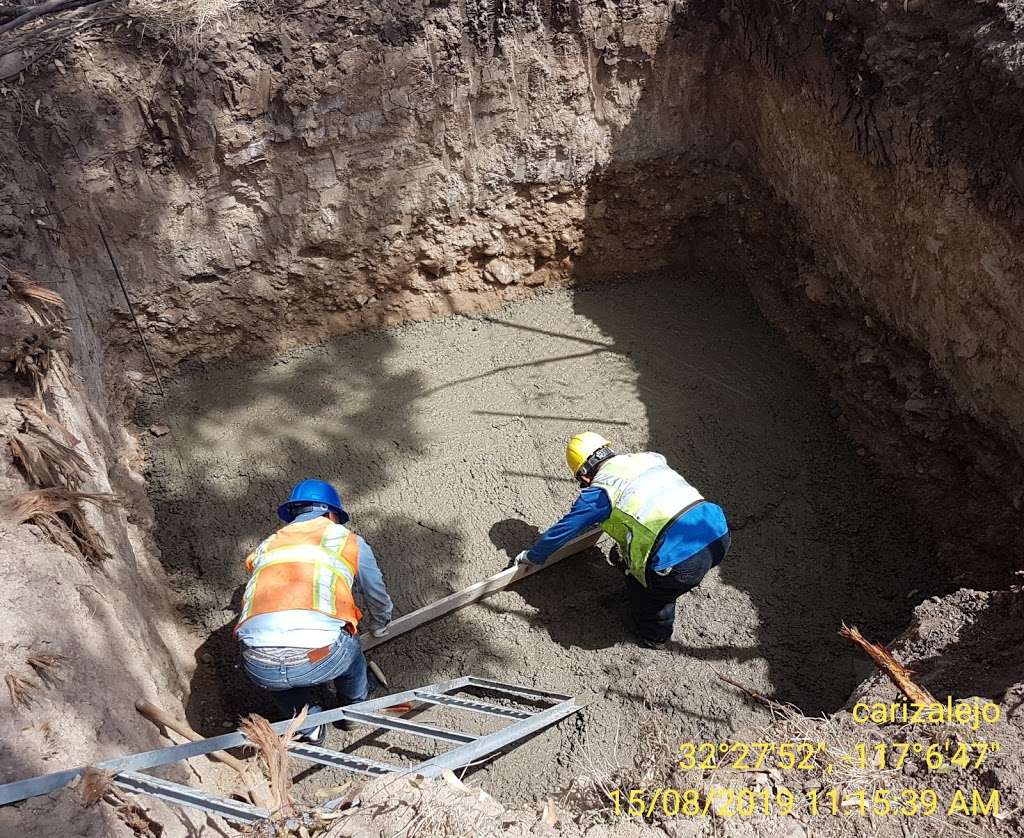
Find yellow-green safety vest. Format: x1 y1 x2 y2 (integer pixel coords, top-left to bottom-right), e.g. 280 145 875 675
591 452 704 585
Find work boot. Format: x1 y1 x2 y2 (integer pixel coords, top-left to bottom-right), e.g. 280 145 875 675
637 636 667 650
297 723 327 747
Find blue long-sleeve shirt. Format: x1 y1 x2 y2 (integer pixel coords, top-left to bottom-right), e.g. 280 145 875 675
351 537 394 630
527 487 729 572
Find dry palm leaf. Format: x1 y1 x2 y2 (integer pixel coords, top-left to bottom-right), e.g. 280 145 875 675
27 651 67 687
0 322 67 398
11 399 90 488
0 488 117 564
5 672 40 708
15 397 81 445
25 719 59 759
114 799 163 838
239 708 305 820
0 487 115 523
840 623 937 706
80 767 115 807
4 270 65 309
9 423 91 488
0 264 68 396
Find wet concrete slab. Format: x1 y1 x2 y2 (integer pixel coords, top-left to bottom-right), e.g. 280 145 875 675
141 271 939 802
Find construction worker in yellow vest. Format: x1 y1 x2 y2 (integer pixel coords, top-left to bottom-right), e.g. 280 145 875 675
235 479 393 745
514 433 730 649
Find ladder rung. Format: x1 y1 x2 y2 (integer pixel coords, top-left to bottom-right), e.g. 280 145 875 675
414 691 532 720
115 771 267 824
464 677 571 703
343 710 477 743
288 742 396 776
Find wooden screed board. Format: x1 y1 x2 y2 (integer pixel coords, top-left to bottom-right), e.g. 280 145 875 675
361 528 603 652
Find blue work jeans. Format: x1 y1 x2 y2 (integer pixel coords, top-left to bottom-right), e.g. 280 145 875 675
241 631 369 722
625 532 731 644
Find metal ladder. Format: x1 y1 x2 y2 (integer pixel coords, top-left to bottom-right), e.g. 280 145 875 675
0 676 579 825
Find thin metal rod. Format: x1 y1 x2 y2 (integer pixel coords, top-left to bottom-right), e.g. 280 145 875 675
97 224 166 399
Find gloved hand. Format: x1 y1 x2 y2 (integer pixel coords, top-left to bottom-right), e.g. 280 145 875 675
506 550 532 570
370 622 391 638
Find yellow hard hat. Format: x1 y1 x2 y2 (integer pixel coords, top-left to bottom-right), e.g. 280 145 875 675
566 431 612 477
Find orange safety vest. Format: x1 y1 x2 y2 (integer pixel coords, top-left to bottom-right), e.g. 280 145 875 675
235 517 363 634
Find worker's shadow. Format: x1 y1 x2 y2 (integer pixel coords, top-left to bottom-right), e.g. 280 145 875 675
487 518 628 652
185 585 279 736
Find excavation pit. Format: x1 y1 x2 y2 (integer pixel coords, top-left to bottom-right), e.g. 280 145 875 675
141 270 942 802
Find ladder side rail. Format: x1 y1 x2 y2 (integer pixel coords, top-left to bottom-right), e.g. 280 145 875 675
113 771 269 824
0 677 473 806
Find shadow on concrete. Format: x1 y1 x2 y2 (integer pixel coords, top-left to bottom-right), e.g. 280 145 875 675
487 518 539 561
560 0 944 713
568 245 941 714
185 585 276 735
137 330 495 731
489 517 633 652
141 0 950 751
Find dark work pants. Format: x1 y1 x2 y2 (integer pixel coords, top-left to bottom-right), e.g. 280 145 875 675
624 532 731 644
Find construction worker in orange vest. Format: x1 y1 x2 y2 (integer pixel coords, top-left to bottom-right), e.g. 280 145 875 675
513 433 730 649
235 479 393 745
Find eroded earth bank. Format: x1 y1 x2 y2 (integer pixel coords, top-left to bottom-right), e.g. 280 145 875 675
1 1 1023 836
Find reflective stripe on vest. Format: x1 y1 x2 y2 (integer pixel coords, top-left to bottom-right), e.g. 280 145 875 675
236 517 363 633
591 452 703 586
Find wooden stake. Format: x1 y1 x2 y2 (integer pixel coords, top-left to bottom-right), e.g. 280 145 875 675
134 700 271 808
366 659 388 688
135 700 249 773
839 623 936 706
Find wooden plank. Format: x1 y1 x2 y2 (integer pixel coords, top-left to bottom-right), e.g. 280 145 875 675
361 528 603 651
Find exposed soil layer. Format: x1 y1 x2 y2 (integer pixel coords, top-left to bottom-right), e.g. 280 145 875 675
141 271 942 802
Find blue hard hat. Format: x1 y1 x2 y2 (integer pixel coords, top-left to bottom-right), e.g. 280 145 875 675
277 479 348 524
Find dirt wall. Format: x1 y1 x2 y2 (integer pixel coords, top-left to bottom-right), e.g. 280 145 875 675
2 0 731 370
7 0 1024 457
0 260 201 833
704 0 1024 579
719 0 1024 456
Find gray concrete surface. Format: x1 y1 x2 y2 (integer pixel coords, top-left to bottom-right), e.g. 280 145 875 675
141 271 939 802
